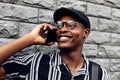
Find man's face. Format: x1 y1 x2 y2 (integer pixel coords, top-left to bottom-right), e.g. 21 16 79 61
56 16 90 50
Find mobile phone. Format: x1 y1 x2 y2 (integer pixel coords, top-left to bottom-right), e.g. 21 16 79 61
45 28 57 43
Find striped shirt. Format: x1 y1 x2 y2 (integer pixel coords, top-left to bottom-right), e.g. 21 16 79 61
3 49 110 80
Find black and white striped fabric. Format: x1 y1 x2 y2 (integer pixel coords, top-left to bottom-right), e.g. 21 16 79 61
3 50 110 80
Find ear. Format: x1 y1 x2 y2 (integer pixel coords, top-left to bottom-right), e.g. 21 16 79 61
84 29 90 38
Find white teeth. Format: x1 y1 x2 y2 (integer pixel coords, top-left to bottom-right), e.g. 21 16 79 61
59 37 69 41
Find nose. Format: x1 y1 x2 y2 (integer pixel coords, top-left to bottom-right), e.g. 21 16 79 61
59 23 69 32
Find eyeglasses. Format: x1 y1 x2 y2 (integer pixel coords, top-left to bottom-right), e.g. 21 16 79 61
55 20 78 30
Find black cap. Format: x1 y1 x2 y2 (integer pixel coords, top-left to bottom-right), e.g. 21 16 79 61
53 7 90 29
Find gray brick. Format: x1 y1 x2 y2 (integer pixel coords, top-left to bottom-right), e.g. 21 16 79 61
110 72 120 80
22 0 55 9
99 19 120 33
19 22 37 36
112 8 120 21
57 0 86 12
0 3 38 23
103 0 120 8
110 59 120 71
98 45 120 58
86 31 111 44
83 44 97 57
110 21 120 33
0 20 19 38
86 0 120 9
89 17 99 30
38 8 54 23
111 33 120 46
0 0 20 4
87 3 111 18
85 0 104 4
99 19 112 32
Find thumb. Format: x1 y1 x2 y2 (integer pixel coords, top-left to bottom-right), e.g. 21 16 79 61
46 42 55 46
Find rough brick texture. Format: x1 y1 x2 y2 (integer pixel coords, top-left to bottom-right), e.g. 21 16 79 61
0 0 120 79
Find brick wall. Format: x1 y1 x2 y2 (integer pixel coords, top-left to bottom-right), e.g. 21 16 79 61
0 0 120 79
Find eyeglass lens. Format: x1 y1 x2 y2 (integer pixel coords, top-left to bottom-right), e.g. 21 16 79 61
56 20 76 30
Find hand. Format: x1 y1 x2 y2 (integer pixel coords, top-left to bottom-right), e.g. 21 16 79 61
28 23 56 45
0 66 5 80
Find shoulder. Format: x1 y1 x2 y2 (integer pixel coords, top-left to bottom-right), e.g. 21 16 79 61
2 53 35 65
88 60 110 80
31 49 59 62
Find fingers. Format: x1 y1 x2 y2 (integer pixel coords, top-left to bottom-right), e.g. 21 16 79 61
0 66 5 75
39 23 56 32
38 23 56 39
46 42 55 46
43 23 56 29
33 23 56 31
32 23 56 36
0 66 5 80
29 23 56 45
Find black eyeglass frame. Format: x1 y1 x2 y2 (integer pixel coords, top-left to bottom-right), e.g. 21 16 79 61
55 20 78 30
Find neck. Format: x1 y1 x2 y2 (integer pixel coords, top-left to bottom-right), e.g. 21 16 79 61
60 49 84 76
59 43 84 76
60 47 84 69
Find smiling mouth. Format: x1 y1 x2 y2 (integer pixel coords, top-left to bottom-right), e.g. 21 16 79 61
58 36 72 41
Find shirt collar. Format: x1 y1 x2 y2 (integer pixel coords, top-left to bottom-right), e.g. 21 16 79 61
49 50 90 78
49 49 62 67
49 49 89 68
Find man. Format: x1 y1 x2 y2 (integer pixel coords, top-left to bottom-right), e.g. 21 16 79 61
0 7 110 80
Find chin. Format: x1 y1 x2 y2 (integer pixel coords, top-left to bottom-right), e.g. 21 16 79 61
57 41 73 49
58 44 71 49
58 46 74 52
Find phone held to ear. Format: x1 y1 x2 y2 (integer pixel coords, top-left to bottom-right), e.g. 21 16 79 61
45 28 57 43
